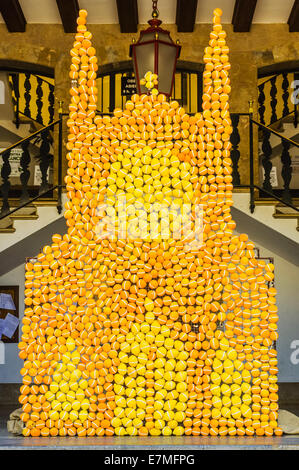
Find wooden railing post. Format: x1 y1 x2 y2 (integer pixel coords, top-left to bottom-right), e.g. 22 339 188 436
57 101 63 215
19 140 30 203
0 150 11 216
282 72 290 118
230 113 241 186
249 100 255 213
281 138 293 205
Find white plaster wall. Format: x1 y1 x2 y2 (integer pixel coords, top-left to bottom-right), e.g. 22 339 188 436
0 264 24 383
233 193 299 244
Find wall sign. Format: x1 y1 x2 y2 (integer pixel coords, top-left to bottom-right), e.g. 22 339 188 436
0 286 19 343
121 75 137 96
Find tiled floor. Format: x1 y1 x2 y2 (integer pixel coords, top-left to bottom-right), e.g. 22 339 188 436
1 430 299 450
1 405 299 450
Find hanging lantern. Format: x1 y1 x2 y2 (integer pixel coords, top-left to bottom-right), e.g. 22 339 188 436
129 0 181 97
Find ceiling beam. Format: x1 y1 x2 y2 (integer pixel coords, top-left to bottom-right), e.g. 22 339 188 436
232 0 257 32
56 0 79 33
116 0 138 33
0 0 26 32
288 0 299 32
176 0 198 32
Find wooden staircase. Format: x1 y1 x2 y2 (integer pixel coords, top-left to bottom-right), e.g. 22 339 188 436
0 199 58 233
255 198 299 231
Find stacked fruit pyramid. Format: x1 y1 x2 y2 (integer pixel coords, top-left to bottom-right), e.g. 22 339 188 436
18 8 282 437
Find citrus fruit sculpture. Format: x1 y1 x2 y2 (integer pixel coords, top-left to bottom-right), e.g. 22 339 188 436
18 8 282 437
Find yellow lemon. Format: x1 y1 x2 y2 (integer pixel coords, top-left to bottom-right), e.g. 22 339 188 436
211 372 221 385
48 410 59 421
242 393 252 405
71 400 81 411
241 404 252 418
162 426 172 436
62 352 71 364
210 384 221 396
114 407 125 418
221 372 232 384
221 383 231 396
223 359 234 375
69 410 78 421
62 401 72 412
211 408 221 419
79 409 88 422
52 372 62 383
231 383 242 396
221 406 231 418
173 426 184 436
227 348 237 361
231 406 242 419
49 382 59 394
222 396 231 408
241 382 251 394
213 358 223 373
231 395 242 406
232 371 242 384
176 382 187 393
234 359 244 371
66 337 76 352
215 349 227 361
212 396 222 409
219 338 230 351
242 370 251 383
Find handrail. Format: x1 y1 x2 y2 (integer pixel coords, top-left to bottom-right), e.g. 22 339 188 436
251 118 299 148
236 115 299 214
16 109 55 127
61 112 114 117
258 70 296 88
1 111 298 224
0 119 60 157
33 74 54 88
0 185 65 221
10 71 54 88
258 74 279 88
266 109 297 128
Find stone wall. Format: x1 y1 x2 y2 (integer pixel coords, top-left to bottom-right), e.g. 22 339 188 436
0 23 299 183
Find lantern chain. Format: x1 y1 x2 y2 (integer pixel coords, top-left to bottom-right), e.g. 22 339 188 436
152 0 159 18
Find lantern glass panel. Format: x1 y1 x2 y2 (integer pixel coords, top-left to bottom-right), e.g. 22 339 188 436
158 43 177 95
157 32 172 44
139 32 156 43
134 43 155 93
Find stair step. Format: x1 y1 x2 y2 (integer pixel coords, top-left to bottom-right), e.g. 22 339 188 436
12 117 42 128
0 226 16 233
0 215 15 233
272 212 299 231
9 205 37 215
275 207 299 215
232 187 251 193
273 212 299 219
254 199 279 206
269 121 284 132
7 198 57 208
33 199 58 207
279 114 298 124
0 216 13 229
10 213 39 220
0 205 39 232
255 198 299 207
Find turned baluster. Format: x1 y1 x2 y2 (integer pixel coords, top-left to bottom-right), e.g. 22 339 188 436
19 140 31 204
261 128 273 193
0 150 11 215
230 113 241 185
281 138 293 205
